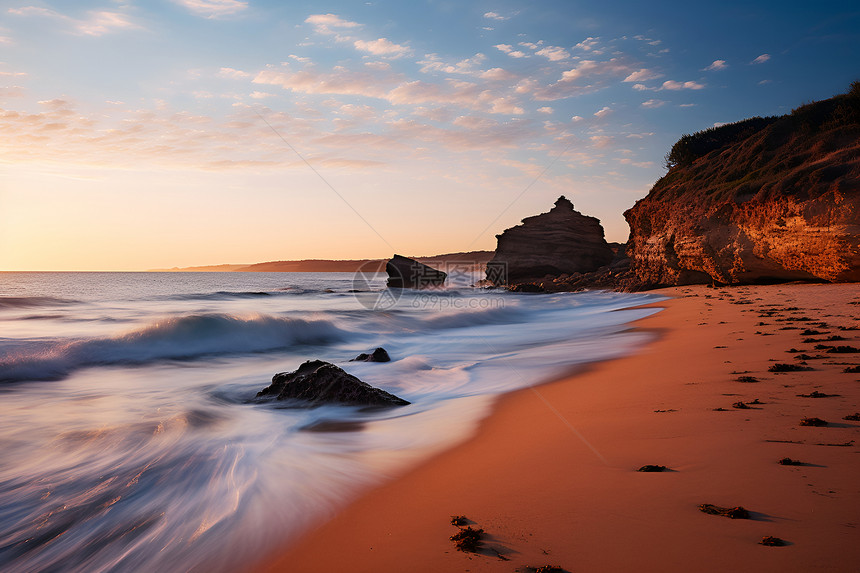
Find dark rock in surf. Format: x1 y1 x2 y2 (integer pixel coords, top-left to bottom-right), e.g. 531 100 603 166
257 360 409 407
350 347 391 362
386 254 447 289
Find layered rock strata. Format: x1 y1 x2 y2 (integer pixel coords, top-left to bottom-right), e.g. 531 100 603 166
487 196 614 285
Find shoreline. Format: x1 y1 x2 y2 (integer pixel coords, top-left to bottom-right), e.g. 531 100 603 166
253 284 860 573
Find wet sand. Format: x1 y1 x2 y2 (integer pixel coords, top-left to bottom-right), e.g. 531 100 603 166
254 284 860 573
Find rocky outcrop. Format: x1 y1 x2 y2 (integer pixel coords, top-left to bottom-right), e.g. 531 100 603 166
486 196 615 284
625 85 860 287
501 243 636 292
349 347 391 362
256 360 409 407
386 254 447 288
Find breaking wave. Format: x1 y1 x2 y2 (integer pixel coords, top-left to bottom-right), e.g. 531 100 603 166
0 313 347 383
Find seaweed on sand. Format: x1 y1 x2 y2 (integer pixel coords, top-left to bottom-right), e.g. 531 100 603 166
637 465 668 472
797 391 839 398
699 504 750 519
826 345 860 353
450 527 484 552
768 363 812 372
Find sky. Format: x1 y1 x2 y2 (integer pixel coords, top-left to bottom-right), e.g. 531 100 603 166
0 1 858 270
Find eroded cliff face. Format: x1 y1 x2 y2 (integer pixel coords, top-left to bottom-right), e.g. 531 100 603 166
488 196 614 284
625 88 860 287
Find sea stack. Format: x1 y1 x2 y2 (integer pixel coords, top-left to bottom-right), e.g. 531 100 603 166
386 254 447 288
487 196 614 285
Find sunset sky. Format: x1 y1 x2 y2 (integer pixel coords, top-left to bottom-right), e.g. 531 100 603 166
1 1 857 270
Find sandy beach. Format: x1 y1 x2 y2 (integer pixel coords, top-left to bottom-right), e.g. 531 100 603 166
254 284 860 573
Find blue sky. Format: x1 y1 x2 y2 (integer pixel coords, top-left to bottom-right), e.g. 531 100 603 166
1 0 857 270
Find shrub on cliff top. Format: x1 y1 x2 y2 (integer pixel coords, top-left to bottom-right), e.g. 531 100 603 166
663 116 778 170
664 81 859 171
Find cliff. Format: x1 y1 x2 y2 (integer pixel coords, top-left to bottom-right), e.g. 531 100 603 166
625 83 860 287
487 196 614 284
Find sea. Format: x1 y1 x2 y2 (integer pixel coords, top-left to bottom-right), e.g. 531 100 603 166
0 271 664 572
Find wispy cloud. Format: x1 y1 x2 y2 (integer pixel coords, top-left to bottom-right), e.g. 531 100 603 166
535 45 570 61
641 99 666 108
751 53 770 64
77 11 138 35
172 0 248 18
354 38 412 58
8 6 57 17
305 13 361 35
388 80 524 115
483 12 509 21
480 67 516 81
254 63 526 116
660 80 705 90
594 106 612 118
253 66 395 99
703 59 727 71
494 44 527 58
574 37 601 52
0 85 25 98
9 6 140 36
623 68 662 83
218 67 250 79
531 59 633 100
418 53 489 76
590 134 613 147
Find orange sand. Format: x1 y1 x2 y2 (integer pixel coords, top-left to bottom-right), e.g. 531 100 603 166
254 284 860 573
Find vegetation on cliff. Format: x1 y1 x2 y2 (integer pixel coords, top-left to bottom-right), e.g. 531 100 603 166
654 81 860 202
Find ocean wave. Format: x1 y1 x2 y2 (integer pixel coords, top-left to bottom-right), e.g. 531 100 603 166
0 313 347 383
157 288 341 301
417 304 527 330
0 296 77 309
158 291 274 301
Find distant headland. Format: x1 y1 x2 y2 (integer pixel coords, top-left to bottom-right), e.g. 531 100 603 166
150 251 494 273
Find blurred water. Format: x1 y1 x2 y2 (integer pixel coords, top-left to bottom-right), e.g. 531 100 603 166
0 272 663 572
